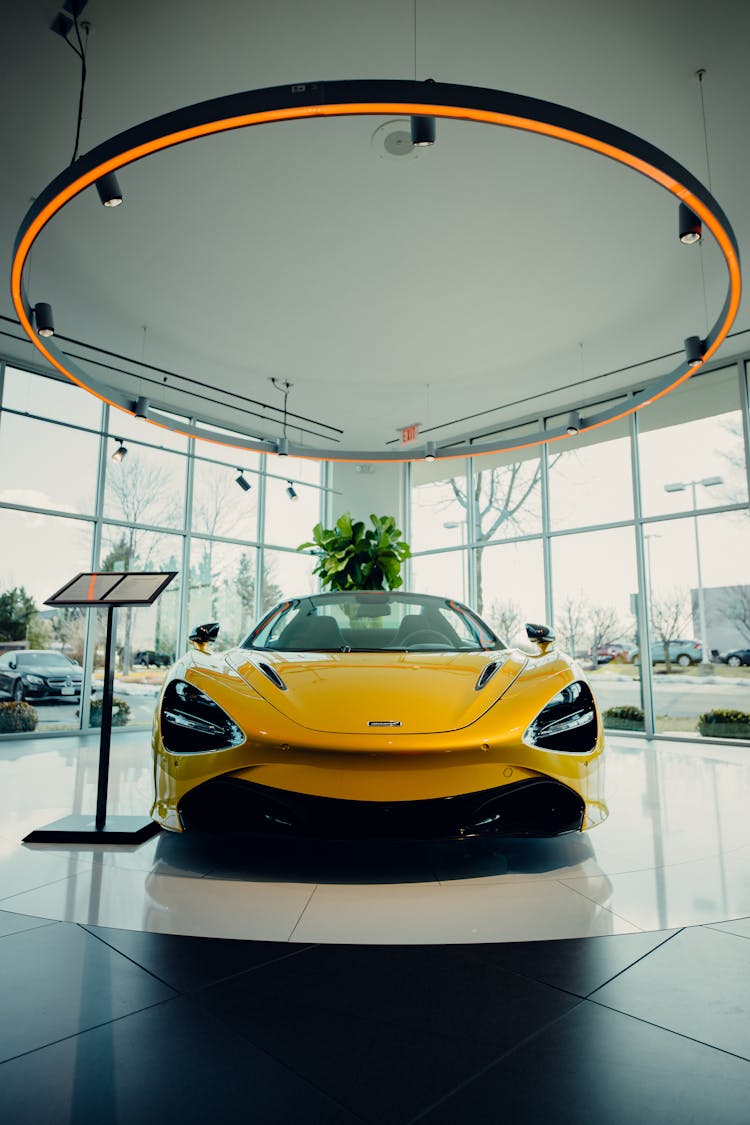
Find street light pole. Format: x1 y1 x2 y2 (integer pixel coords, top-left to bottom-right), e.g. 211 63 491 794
663 475 723 668
689 481 710 669
643 533 661 597
443 520 467 603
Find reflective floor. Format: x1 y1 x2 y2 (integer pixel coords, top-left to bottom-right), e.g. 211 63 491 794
1 730 749 943
1 731 749 1123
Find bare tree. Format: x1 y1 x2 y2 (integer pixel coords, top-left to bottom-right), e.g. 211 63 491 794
485 598 523 644
448 461 546 614
105 459 179 672
717 418 749 509
586 604 620 667
719 585 750 644
194 469 242 540
556 596 588 658
107 458 177 530
649 589 692 672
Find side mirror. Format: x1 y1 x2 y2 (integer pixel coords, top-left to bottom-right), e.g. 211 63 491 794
189 622 220 651
525 622 555 653
8 659 16 669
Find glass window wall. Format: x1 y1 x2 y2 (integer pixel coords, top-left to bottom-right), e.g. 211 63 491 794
0 508 94 732
637 367 747 518
264 456 322 550
479 539 545 644
410 461 469 553
0 364 325 735
644 510 750 737
547 410 633 530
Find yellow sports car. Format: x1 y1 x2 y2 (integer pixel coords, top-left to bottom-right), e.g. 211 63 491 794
151 591 607 837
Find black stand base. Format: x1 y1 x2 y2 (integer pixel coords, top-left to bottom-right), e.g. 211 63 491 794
23 815 161 845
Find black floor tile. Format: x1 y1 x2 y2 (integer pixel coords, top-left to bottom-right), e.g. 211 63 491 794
591 925 750 1059
459 928 679 996
416 1000 750 1125
0 908 55 938
0 995 365 1125
82 922 313 992
192 943 580 1124
0 922 175 1062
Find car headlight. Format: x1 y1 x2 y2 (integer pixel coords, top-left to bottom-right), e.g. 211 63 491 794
523 681 598 753
25 674 44 685
161 680 244 754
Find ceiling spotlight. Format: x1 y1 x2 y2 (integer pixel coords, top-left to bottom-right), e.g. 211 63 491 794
286 481 299 502
684 336 705 366
111 440 128 463
277 436 289 456
95 171 124 208
410 115 436 146
134 395 149 420
235 470 251 492
566 410 581 436
678 203 701 244
424 442 437 462
33 302 55 338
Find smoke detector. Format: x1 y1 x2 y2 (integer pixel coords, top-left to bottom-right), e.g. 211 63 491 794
370 119 421 159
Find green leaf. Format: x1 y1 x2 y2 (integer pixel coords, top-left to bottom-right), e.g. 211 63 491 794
295 510 411 590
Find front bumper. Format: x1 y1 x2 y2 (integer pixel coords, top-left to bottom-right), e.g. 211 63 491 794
176 775 586 839
23 683 81 701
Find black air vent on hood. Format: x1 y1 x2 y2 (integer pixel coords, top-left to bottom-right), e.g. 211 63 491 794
475 661 500 691
257 662 287 691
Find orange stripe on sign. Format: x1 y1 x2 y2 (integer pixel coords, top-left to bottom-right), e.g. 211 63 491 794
87 574 97 601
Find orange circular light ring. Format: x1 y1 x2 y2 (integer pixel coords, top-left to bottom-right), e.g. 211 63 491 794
11 79 741 463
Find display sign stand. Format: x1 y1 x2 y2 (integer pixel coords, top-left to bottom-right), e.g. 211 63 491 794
23 571 177 845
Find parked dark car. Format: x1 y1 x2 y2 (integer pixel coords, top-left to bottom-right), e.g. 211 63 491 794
0 650 83 702
134 650 172 668
717 648 750 668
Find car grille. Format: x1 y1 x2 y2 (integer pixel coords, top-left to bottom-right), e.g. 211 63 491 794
179 777 585 839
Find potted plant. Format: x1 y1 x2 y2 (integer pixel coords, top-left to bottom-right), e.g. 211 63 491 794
89 696 131 728
603 705 644 731
298 513 410 591
697 708 750 740
0 700 38 733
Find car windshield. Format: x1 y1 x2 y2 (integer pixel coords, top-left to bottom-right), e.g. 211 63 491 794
16 652 76 668
244 592 503 653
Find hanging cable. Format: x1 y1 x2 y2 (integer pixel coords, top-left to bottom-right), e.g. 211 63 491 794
413 0 417 79
696 68 712 193
54 8 90 165
270 378 293 442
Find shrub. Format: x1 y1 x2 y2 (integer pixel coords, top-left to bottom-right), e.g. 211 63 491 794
89 696 131 728
603 705 644 730
0 700 38 733
697 709 750 739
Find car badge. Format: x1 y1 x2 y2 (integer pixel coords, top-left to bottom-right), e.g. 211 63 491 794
368 720 402 727
65 678 72 687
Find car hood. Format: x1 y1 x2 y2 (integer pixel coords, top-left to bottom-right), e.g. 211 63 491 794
224 648 527 734
20 665 81 678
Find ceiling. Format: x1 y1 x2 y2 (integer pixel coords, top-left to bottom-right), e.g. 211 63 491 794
1 0 748 459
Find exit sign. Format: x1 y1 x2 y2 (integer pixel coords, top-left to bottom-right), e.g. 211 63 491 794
400 423 419 444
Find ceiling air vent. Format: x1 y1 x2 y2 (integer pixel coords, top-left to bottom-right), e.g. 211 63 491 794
258 662 287 691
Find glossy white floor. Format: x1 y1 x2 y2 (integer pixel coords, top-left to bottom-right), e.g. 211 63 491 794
0 729 749 944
